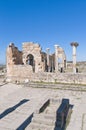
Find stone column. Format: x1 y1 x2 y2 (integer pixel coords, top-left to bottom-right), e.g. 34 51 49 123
51 54 54 72
54 45 59 72
70 42 79 73
46 48 50 72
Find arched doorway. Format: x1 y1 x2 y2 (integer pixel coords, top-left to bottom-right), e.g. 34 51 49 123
26 54 35 72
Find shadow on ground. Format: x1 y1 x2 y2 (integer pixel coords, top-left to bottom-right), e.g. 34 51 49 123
0 99 29 119
16 113 33 130
54 98 74 130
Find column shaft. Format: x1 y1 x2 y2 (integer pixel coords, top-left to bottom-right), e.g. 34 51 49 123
46 48 50 72
54 45 59 72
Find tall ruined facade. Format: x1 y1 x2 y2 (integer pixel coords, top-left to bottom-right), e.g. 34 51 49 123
22 42 47 72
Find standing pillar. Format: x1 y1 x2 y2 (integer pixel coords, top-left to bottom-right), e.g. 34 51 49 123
51 54 54 72
46 48 50 72
70 42 79 73
54 45 59 72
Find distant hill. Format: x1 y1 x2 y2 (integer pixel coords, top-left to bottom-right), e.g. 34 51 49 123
0 65 6 71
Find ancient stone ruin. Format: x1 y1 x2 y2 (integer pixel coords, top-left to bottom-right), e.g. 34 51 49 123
7 42 66 73
6 42 86 84
6 42 66 81
26 98 72 130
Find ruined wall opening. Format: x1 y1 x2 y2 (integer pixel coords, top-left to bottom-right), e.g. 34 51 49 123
64 60 66 69
26 54 35 72
58 58 62 70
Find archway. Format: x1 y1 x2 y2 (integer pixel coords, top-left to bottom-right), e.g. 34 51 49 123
26 54 35 72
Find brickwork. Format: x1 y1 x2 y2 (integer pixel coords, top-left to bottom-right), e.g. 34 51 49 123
7 43 23 65
22 42 46 72
7 72 86 84
6 42 86 85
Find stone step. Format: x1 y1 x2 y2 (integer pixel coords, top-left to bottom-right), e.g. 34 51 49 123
32 115 56 126
35 113 56 120
25 128 37 130
26 122 54 130
44 105 58 114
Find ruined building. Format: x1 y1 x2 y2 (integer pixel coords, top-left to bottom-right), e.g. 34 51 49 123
6 42 86 84
6 42 66 82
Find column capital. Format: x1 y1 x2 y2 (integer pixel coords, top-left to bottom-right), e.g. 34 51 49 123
70 42 79 47
54 44 59 48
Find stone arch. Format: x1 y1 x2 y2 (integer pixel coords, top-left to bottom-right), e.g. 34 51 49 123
58 58 62 68
26 54 35 72
26 54 34 65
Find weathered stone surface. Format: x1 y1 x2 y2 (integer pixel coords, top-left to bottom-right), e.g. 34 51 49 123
6 42 86 84
6 42 68 83
0 83 86 130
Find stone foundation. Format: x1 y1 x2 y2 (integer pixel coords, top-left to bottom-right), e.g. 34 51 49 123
6 71 86 85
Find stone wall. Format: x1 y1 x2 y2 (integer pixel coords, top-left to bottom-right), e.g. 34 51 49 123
7 43 23 65
22 42 46 72
7 71 86 85
66 61 86 73
6 43 23 77
6 42 86 85
6 65 33 82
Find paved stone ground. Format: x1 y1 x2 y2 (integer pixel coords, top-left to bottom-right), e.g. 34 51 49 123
0 83 86 130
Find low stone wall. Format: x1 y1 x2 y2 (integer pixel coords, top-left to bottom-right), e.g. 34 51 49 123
6 65 33 82
6 69 86 85
66 61 86 73
32 73 86 85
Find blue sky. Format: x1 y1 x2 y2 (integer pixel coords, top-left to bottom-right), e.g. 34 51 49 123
0 0 86 64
